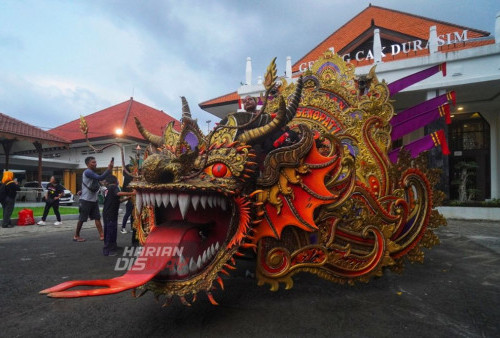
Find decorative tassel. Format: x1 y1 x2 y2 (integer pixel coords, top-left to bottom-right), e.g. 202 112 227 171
238 97 243 111
389 128 450 163
447 91 456 106
441 104 451 124
391 101 453 140
439 62 447 76
436 129 451 155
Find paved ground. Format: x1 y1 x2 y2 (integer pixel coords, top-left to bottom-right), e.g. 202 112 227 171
0 218 499 337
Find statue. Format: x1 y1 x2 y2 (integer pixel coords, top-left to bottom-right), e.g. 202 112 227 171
41 52 448 306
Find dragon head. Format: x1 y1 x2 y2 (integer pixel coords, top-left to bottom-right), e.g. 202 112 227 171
128 80 312 301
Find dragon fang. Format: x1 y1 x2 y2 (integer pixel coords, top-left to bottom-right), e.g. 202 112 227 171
40 52 447 305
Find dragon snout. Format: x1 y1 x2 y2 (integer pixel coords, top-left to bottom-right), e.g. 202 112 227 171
142 154 180 184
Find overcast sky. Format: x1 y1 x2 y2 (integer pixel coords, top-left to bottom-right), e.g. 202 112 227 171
1 0 498 130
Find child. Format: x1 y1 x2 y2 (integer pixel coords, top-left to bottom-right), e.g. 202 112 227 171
102 175 133 256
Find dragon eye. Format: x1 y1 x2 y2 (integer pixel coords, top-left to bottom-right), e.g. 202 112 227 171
211 163 229 177
205 162 232 178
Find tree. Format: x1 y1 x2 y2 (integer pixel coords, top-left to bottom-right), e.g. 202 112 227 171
451 161 479 202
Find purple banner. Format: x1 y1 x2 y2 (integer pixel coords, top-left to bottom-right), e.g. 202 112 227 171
389 129 450 163
391 104 450 141
388 63 446 96
391 92 453 126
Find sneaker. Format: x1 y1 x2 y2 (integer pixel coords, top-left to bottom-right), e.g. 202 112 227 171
54 221 62 225
120 228 128 234
37 221 46 226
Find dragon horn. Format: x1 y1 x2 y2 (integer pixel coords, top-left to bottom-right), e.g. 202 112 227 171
181 96 192 120
368 65 377 79
238 76 303 145
134 117 163 146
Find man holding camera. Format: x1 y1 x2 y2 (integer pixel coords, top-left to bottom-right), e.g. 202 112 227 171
73 156 113 242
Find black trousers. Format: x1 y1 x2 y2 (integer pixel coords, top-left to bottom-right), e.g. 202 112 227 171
1 197 15 226
103 219 118 255
122 200 133 229
42 199 61 222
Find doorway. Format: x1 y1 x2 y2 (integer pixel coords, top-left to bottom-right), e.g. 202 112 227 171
448 112 490 200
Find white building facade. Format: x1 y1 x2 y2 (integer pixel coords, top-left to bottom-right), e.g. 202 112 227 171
200 6 500 200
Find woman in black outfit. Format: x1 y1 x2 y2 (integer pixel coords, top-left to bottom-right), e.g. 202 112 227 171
1 171 20 228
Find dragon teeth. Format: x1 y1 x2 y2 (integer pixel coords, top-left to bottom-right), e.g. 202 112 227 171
200 195 208 209
166 264 176 276
155 193 162 207
191 195 200 211
177 256 189 276
134 191 230 216
178 194 190 220
220 198 227 211
169 193 178 208
135 192 142 211
143 192 150 206
162 192 169 208
189 257 198 273
157 242 224 277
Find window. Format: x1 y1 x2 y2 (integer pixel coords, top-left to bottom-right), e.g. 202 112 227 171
81 149 103 155
449 113 490 151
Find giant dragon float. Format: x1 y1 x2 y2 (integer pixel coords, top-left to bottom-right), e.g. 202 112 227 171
41 51 452 306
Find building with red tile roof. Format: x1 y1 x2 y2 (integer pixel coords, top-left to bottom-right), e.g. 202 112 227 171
199 91 239 108
0 112 69 146
200 5 496 114
198 5 500 201
51 97 180 142
1 111 70 184
199 92 240 118
3 98 180 193
292 5 492 72
46 97 180 192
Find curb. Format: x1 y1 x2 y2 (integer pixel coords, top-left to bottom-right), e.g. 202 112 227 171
11 214 80 225
437 206 500 221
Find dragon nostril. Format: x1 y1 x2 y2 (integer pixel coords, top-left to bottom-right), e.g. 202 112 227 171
160 170 175 184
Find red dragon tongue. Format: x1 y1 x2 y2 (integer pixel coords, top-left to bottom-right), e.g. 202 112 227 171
40 226 195 298
136 224 201 278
